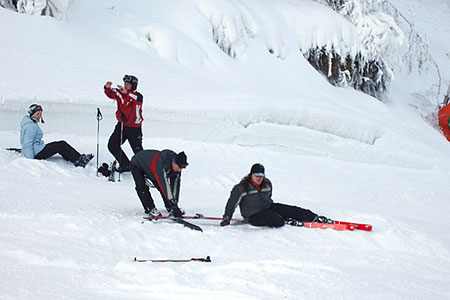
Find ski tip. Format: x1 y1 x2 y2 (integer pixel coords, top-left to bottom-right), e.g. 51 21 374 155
364 225 373 231
353 224 373 231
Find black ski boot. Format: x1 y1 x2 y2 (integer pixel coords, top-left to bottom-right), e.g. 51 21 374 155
74 153 94 168
286 218 303 226
313 215 334 224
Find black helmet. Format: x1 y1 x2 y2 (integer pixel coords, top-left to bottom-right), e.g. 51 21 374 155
123 74 138 90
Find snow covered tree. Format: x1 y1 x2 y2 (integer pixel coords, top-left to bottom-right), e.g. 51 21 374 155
199 0 258 59
0 0 16 9
309 0 405 100
0 0 69 20
379 1 435 78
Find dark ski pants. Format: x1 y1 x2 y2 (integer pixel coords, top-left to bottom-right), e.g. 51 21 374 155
35 141 81 164
131 164 170 212
108 123 143 168
247 203 317 228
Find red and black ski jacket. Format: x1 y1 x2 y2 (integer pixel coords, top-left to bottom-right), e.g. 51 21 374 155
104 86 144 127
131 149 181 204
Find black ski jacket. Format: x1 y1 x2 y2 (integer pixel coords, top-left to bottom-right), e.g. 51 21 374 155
131 149 181 203
223 179 273 221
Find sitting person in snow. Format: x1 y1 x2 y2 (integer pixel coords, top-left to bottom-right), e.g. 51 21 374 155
130 149 188 217
20 104 93 167
104 75 144 173
220 163 331 227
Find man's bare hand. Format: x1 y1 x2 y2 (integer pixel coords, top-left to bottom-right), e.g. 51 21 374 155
105 81 112 88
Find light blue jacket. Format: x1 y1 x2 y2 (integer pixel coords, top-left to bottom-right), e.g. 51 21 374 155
20 115 45 159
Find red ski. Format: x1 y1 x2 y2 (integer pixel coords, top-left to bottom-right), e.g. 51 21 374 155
301 222 355 231
333 220 372 231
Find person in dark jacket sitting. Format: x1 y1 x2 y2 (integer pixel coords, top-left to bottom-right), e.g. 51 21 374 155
220 163 330 228
20 104 93 167
131 149 188 217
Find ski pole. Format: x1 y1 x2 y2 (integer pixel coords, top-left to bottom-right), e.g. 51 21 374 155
118 121 123 182
444 83 450 107
133 256 211 263
96 108 103 176
144 214 242 222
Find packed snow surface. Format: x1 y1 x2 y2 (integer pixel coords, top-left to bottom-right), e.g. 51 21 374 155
1 0 450 299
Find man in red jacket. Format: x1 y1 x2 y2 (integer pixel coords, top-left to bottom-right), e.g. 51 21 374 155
104 75 144 172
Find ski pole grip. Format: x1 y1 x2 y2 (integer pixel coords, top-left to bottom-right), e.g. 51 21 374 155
96 108 103 120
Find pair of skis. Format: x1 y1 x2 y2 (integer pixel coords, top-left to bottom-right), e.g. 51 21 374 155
143 214 372 232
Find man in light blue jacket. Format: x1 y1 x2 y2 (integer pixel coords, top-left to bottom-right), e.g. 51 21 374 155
20 104 93 167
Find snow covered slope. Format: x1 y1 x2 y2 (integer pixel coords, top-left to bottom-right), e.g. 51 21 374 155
1 0 450 299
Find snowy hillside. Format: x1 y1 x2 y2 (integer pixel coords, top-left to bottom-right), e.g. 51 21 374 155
1 0 450 299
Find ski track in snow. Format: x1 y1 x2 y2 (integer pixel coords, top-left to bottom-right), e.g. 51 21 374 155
1 129 450 299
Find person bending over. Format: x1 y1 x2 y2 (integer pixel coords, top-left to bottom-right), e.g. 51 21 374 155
131 149 188 217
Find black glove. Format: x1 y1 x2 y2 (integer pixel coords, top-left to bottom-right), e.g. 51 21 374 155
98 163 111 177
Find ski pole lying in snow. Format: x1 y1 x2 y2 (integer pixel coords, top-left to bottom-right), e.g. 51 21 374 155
133 256 211 263
143 213 242 222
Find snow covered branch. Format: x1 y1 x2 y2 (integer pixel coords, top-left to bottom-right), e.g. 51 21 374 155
307 0 405 100
199 0 258 58
0 0 69 20
380 0 440 95
315 0 440 100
